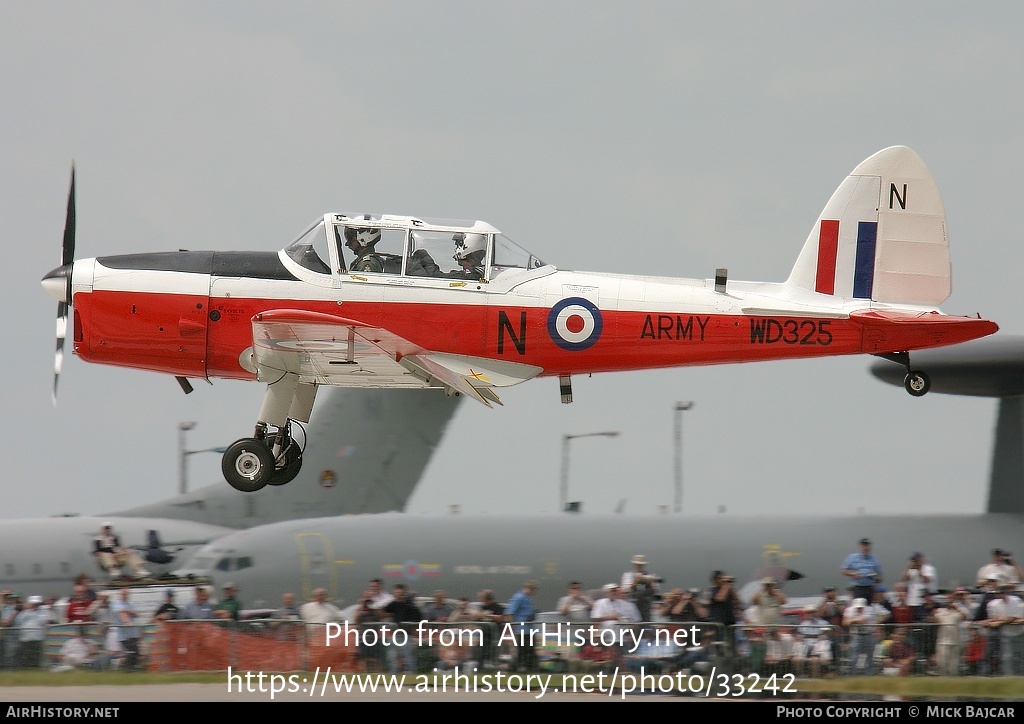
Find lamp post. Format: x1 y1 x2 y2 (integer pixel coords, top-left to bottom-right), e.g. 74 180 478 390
560 431 620 512
674 401 693 513
178 422 195 495
178 422 227 495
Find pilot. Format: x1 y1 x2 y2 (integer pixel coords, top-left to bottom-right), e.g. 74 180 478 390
448 232 486 280
405 244 443 277
344 226 400 274
401 230 447 278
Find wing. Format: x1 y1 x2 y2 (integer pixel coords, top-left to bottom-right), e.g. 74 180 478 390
248 309 542 406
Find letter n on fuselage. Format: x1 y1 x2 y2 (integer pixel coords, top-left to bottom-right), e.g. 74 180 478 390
498 311 527 355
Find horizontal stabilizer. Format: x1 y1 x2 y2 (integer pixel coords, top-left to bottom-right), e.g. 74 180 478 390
852 309 997 353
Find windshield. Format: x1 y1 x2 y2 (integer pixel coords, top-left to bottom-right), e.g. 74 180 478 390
491 234 545 277
284 220 331 274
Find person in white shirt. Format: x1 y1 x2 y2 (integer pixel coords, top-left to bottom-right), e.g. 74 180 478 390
843 597 887 675
591 585 641 628
53 624 97 671
557 581 593 623
300 588 343 644
902 552 937 613
933 599 965 676
977 548 1023 588
984 584 1024 675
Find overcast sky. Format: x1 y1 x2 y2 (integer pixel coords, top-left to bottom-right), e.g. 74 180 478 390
3 2 1022 519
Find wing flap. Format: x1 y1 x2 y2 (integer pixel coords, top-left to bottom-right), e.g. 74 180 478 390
400 354 496 407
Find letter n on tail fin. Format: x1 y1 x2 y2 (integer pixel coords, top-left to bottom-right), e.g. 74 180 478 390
786 146 951 306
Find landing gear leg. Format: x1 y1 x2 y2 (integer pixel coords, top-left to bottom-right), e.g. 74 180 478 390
268 422 304 486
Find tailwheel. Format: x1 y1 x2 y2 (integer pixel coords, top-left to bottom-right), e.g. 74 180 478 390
222 438 274 492
904 371 931 397
269 441 303 486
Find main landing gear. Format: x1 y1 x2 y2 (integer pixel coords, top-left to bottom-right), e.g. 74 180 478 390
222 421 305 492
222 374 316 492
875 352 931 397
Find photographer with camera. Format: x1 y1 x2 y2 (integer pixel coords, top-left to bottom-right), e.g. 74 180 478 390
751 577 788 626
707 570 740 651
902 551 937 618
662 588 708 623
622 554 662 622
977 548 1023 588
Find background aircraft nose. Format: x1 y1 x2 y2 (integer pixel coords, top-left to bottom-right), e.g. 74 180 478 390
41 264 71 303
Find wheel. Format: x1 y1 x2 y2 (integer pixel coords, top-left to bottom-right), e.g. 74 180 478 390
222 438 274 492
904 371 931 397
268 442 303 486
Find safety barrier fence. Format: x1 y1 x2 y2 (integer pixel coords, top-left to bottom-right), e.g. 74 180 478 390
727 622 1023 677
2 619 1019 677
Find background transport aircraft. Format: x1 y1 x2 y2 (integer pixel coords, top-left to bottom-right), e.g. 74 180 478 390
172 336 1024 610
41 146 997 492
0 387 459 594
176 510 1023 611
870 335 1024 514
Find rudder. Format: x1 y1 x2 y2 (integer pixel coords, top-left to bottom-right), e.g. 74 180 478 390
787 146 951 306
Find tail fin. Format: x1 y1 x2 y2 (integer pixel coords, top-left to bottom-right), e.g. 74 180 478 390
787 146 951 305
988 396 1024 514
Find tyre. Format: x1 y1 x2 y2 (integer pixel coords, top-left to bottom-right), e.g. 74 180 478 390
222 438 274 492
268 443 303 486
904 371 931 397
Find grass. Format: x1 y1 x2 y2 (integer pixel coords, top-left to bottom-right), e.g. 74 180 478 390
797 676 1024 699
1 670 1023 699
0 670 225 686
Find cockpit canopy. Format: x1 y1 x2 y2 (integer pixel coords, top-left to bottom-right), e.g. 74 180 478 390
284 213 546 282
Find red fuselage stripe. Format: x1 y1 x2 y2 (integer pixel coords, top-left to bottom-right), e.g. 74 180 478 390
815 219 839 295
70 289 997 382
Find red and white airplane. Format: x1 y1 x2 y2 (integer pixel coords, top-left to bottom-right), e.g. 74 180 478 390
43 146 997 492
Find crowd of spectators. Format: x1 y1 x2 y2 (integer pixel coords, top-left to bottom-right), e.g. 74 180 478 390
2 539 1023 677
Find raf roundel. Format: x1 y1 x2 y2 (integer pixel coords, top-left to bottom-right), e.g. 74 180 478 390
547 297 603 351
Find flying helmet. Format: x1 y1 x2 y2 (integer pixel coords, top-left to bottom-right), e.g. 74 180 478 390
453 232 487 264
343 226 382 251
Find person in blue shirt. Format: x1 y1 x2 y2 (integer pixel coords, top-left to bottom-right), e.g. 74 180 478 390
111 589 141 670
841 538 883 602
505 580 538 672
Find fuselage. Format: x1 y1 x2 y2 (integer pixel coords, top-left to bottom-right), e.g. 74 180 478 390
61 240 995 386
176 512 1024 609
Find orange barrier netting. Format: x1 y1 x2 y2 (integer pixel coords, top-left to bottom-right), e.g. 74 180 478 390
149 622 357 672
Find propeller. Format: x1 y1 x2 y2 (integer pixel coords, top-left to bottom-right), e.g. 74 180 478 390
42 165 76 404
